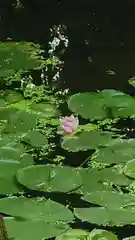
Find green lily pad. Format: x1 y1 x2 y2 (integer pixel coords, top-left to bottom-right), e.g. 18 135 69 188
30 102 59 117
16 165 82 193
3 110 37 133
74 207 135 226
61 131 114 152
4 90 23 104
0 159 33 195
68 90 135 120
0 197 74 222
89 229 118 240
0 42 44 77
0 107 18 120
20 130 48 147
4 218 69 240
124 159 135 179
56 229 90 240
91 139 135 164
82 190 135 208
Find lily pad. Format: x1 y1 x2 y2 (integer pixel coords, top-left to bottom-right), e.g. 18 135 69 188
61 131 114 152
0 160 33 195
91 139 135 164
20 130 48 147
3 110 37 133
16 165 82 193
56 229 90 240
68 90 135 120
30 102 59 117
74 207 135 226
124 159 135 179
0 197 74 222
82 190 135 208
4 218 69 240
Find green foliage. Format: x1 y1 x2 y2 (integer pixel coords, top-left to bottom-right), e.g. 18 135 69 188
4 218 69 240
68 90 135 120
61 131 114 152
91 139 135 164
56 229 91 240
0 42 44 77
88 229 118 240
3 90 24 104
79 167 132 195
3 110 37 133
0 160 33 195
20 130 48 148
124 159 135 179
1 39 135 239
16 165 82 192
82 190 135 208
74 207 135 226
0 197 74 222
128 77 135 88
56 229 118 240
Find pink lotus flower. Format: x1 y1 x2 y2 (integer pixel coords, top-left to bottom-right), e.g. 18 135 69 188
60 115 79 135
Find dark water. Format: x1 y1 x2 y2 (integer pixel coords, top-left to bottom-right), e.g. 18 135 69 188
1 1 135 95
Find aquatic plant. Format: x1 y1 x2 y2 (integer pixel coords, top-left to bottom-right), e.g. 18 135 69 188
60 115 79 135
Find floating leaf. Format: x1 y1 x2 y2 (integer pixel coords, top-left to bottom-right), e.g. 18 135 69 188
30 102 59 118
0 107 18 120
89 229 118 240
123 236 135 240
74 207 135 226
0 160 32 195
0 133 25 151
82 191 135 208
128 77 135 88
3 110 37 133
124 159 135 179
56 229 90 240
79 167 132 195
68 90 135 120
92 139 135 164
0 99 6 107
20 130 48 147
0 197 74 222
0 146 21 162
16 165 82 193
9 100 31 111
78 168 113 194
61 131 113 152
0 42 44 77
4 218 69 240
19 153 34 166
68 92 106 120
4 90 23 104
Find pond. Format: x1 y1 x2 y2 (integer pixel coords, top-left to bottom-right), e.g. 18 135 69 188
0 1 135 240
